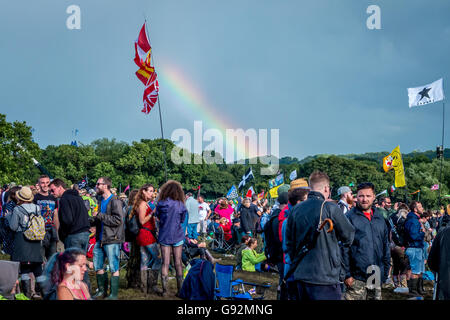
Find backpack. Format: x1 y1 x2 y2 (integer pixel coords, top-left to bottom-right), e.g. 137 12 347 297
125 211 140 242
263 209 282 264
19 206 46 241
389 213 407 247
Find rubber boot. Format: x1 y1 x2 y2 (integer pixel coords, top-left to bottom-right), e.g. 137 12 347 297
92 273 107 299
20 280 32 299
417 277 426 296
161 276 169 297
106 275 120 300
175 276 184 297
140 270 148 293
147 270 163 295
407 278 421 297
34 281 45 300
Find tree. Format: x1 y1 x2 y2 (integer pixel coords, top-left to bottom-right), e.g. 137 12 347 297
0 114 41 185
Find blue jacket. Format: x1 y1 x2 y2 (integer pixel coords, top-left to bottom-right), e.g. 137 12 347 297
342 207 391 283
155 198 187 245
404 212 425 248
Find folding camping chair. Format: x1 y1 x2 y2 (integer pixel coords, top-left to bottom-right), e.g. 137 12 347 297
215 263 271 300
119 242 130 270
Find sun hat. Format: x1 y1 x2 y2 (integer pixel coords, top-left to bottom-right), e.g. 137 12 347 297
16 187 34 202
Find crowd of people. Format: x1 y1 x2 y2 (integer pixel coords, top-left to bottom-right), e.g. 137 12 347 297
0 171 449 300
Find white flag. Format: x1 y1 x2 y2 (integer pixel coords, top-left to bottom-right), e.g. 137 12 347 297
289 169 297 181
408 78 445 108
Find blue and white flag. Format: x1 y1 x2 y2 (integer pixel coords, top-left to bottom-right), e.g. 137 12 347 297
275 173 284 186
289 169 297 181
226 185 238 199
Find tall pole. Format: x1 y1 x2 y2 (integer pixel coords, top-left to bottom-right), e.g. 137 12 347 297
439 102 445 208
144 19 168 182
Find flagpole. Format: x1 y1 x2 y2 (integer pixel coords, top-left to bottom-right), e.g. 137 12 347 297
438 101 445 207
144 19 168 182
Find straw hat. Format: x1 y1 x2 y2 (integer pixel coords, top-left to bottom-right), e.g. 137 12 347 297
290 178 309 190
16 187 34 202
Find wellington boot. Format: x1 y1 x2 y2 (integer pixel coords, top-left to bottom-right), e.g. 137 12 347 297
147 270 163 295
106 275 119 300
92 274 107 299
161 276 169 297
20 280 32 299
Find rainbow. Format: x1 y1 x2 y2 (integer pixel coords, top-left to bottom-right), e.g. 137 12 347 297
158 64 262 162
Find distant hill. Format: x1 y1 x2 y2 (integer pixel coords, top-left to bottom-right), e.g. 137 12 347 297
279 148 450 165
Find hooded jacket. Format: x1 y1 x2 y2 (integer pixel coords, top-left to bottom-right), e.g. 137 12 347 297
58 189 90 241
342 206 391 283
155 198 187 245
285 191 355 285
404 211 425 248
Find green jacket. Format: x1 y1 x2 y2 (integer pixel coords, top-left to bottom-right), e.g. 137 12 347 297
241 248 266 272
82 195 96 217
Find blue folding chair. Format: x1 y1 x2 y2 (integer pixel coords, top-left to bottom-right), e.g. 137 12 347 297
215 263 271 300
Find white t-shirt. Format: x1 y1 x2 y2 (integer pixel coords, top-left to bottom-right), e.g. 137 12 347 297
198 202 210 221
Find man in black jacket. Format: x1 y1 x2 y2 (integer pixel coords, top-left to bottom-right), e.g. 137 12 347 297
49 178 91 290
428 224 450 300
49 178 90 251
285 171 355 300
342 182 391 300
91 176 125 300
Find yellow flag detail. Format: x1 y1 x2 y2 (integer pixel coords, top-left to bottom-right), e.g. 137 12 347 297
383 146 406 187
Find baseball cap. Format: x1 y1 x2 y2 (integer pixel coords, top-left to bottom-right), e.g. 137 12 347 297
337 186 351 196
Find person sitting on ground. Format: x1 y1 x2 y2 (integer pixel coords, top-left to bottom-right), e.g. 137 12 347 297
242 238 267 272
182 235 220 265
235 235 251 270
43 248 91 300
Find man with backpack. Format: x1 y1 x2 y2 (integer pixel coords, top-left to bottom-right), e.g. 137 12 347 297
285 171 354 300
33 175 59 261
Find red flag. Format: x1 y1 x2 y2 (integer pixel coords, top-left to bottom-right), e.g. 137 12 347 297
246 186 255 198
142 72 159 114
134 23 151 68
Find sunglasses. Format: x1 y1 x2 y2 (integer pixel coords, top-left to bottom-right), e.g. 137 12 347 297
96 183 105 186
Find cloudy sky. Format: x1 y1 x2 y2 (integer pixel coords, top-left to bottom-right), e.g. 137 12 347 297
1 0 449 160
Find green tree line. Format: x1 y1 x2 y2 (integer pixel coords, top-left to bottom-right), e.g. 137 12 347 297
1 114 448 209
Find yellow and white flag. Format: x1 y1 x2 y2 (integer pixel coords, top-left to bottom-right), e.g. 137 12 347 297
383 146 406 187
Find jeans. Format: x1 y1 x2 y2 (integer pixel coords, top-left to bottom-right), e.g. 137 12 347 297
140 243 161 271
406 247 425 275
187 223 199 239
296 281 342 300
93 242 120 273
63 231 90 252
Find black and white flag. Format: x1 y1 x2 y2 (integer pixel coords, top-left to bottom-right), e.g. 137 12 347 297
238 167 254 190
408 78 444 108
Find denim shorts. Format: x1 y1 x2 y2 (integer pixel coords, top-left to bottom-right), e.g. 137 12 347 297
159 240 184 247
405 247 425 275
93 242 120 273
